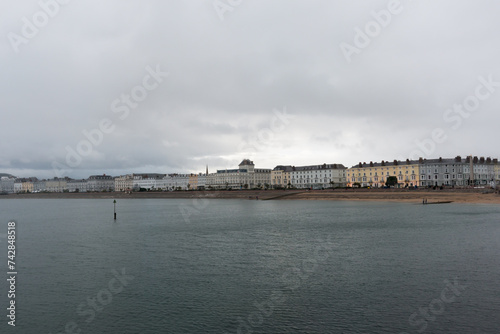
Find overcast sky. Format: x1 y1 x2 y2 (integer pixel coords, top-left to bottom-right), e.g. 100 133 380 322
1 0 499 179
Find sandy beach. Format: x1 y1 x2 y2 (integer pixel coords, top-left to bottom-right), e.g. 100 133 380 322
2 189 500 204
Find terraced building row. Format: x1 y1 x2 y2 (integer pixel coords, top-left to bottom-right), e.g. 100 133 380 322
1 156 499 193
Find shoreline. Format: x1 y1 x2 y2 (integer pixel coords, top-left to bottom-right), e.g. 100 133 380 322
1 189 500 204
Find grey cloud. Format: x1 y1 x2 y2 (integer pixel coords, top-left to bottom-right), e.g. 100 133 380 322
1 0 500 178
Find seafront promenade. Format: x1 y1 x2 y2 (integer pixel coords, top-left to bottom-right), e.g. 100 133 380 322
2 188 500 204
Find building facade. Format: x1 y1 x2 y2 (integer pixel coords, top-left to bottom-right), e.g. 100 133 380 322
197 173 207 189
206 159 272 190
132 174 166 191
115 175 134 192
67 179 89 192
87 175 115 192
495 162 500 188
346 156 498 188
14 180 22 193
161 174 190 191
271 166 292 189
347 160 420 188
289 163 347 189
0 177 15 193
188 174 198 190
33 180 46 192
16 177 38 193
45 178 68 192
419 156 496 187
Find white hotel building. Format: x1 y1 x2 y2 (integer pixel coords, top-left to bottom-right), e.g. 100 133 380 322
289 163 347 189
160 174 190 191
132 173 166 190
0 177 15 194
206 159 271 189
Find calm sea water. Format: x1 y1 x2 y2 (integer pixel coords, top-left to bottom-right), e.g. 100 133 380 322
0 199 499 333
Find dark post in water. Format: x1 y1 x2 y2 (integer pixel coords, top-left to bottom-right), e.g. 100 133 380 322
113 199 117 220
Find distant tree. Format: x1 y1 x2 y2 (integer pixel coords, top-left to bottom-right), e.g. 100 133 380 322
385 176 398 187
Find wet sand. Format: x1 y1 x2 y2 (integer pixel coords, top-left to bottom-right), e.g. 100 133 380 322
2 189 500 204
279 189 500 204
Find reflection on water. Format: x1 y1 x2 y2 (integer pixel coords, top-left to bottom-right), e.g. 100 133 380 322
0 199 499 333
